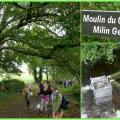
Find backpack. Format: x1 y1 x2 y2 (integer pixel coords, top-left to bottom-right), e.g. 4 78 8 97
60 96 70 110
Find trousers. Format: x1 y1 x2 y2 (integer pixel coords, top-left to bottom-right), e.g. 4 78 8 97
40 98 49 111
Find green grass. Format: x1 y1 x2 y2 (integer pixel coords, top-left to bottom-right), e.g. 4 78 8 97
0 92 19 103
59 85 80 104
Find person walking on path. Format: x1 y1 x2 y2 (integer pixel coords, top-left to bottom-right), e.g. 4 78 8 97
40 81 51 112
50 85 63 118
69 80 73 86
23 85 33 108
64 80 68 88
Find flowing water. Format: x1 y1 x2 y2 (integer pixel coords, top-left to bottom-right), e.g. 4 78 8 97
81 86 120 118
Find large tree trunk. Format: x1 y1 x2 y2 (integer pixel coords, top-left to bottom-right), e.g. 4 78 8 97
45 67 49 81
51 67 56 81
33 67 39 83
46 72 49 81
38 67 43 82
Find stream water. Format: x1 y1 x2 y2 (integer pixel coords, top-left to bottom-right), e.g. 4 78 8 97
81 86 120 118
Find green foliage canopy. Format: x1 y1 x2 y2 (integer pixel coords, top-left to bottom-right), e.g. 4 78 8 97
0 2 80 81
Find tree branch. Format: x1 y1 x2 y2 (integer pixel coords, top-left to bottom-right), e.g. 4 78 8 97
0 46 51 59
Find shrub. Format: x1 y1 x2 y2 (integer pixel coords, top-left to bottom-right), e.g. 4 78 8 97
0 79 25 93
72 85 80 100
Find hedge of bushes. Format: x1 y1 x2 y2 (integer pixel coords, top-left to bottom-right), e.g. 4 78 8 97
0 79 25 93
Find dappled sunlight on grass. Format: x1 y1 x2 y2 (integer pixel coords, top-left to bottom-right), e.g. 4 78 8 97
59 85 80 104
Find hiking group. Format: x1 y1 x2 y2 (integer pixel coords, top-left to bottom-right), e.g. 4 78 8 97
23 81 69 118
63 80 73 88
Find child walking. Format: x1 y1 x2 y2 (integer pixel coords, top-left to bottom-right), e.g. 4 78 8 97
24 85 32 108
40 81 51 112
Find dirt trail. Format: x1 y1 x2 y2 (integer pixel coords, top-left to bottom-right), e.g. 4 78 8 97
0 93 80 118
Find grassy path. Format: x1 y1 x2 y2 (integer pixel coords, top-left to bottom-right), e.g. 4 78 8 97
0 86 80 118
